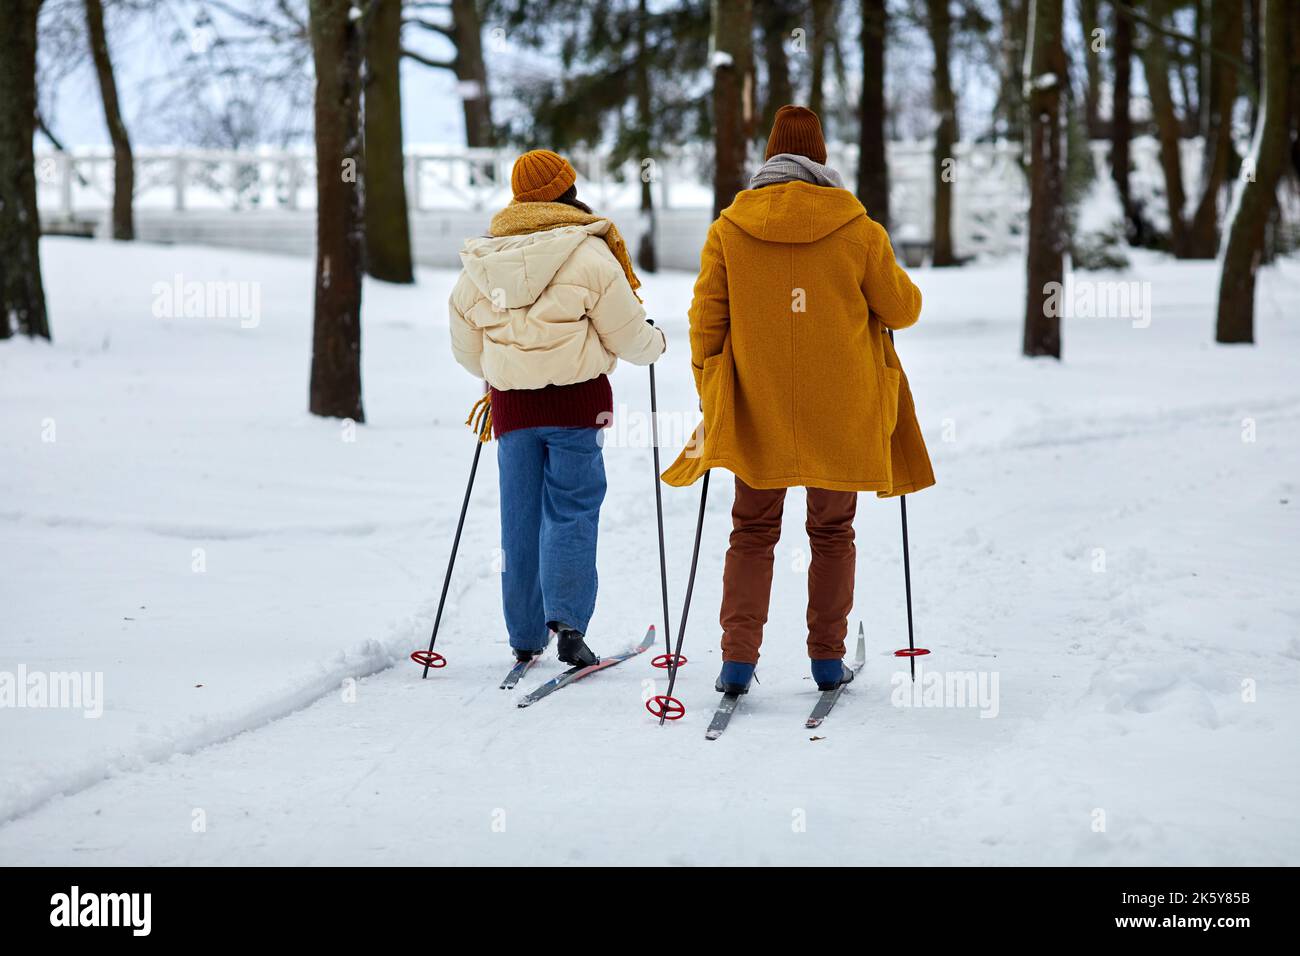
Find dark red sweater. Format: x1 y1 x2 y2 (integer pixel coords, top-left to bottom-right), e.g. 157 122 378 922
491 375 613 438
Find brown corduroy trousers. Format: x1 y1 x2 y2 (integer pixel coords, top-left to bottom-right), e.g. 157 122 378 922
720 477 857 664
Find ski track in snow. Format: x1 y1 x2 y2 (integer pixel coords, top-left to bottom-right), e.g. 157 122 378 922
0 510 407 540
0 239 1298 864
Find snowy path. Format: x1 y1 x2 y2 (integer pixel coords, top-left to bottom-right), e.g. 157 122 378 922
1 240 1298 864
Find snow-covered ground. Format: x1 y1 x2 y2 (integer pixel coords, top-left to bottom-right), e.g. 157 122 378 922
1 237 1298 865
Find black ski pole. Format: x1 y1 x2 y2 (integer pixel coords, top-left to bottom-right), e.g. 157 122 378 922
646 322 675 668
650 469 709 724
885 329 928 679
411 433 484 677
898 494 918 680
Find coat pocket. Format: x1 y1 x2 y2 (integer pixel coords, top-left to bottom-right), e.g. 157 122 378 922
881 367 902 437
699 346 733 454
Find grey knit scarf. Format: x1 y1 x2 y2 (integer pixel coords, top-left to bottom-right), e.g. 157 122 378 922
748 152 845 190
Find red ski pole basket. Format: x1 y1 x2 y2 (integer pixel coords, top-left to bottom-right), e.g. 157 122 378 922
651 653 687 669
646 695 685 720
410 649 447 668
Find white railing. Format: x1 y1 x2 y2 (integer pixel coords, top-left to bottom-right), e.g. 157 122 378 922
34 138 1194 262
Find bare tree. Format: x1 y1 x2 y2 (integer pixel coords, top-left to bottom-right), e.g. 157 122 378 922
633 0 657 272
1125 0 1253 256
1079 0 1104 138
858 0 889 230
1241 0 1256 126
147 2 314 150
710 0 753 219
1215 0 1290 343
84 0 134 240
1137 0 1190 256
809 0 832 117
995 0 1026 141
926 0 957 265
308 0 365 421
405 0 495 147
1186 0 1242 258
758 0 798 132
1110 1 1140 242
1291 2 1300 180
0 0 51 341
449 0 493 146
1022 0 1067 358
365 0 413 283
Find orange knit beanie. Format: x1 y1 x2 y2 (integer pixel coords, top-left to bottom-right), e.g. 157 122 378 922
764 105 827 165
510 149 577 202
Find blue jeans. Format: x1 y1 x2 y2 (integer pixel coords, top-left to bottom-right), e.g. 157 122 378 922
497 427 607 650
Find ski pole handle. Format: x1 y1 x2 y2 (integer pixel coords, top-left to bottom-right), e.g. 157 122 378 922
647 317 669 357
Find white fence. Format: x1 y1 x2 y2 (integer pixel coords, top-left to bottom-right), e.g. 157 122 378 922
34 139 1180 270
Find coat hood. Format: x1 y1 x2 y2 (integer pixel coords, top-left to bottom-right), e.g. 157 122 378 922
720 180 866 244
458 221 611 309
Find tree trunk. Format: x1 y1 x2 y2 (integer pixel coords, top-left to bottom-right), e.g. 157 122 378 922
452 0 494 147
996 0 1027 141
828 21 853 127
1246 0 1261 129
1196 0 1208 136
711 0 753 219
1215 0 1289 343
1137 0 1190 256
857 0 889 230
1111 3 1141 242
635 0 657 273
759 0 796 133
928 0 958 266
364 0 414 284
1175 48 1199 136
1023 0 1067 359
84 0 134 241
1186 0 1242 258
308 0 365 421
1290 0 1300 179
0 0 50 341
1079 0 1104 138
809 0 832 117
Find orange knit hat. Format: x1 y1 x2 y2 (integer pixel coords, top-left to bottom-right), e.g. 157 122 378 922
764 105 827 165
510 149 577 202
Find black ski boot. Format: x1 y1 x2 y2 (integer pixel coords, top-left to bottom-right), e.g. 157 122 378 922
512 646 544 663
554 627 599 667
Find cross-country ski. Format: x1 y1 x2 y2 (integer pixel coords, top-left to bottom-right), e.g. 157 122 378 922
499 655 540 690
704 694 742 740
806 626 868 729
516 626 657 708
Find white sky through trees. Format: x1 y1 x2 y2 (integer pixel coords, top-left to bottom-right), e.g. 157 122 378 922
35 0 1088 150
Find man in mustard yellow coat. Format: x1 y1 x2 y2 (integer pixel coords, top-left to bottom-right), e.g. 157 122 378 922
663 106 935 696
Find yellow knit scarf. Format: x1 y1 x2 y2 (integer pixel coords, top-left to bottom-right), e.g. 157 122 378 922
488 201 643 303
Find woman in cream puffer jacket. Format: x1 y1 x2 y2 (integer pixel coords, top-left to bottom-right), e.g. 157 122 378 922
447 149 665 670
449 218 664 387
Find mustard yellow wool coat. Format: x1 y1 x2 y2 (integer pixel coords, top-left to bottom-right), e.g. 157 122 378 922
662 180 935 496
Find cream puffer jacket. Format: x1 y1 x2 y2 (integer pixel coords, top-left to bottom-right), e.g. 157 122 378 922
449 220 666 389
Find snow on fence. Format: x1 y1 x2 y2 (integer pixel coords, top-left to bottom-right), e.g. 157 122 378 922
35 139 1183 271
